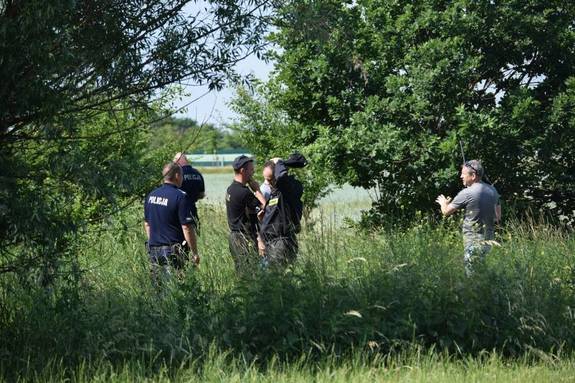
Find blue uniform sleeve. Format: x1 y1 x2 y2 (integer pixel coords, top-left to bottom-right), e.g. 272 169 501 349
178 194 195 225
275 160 302 198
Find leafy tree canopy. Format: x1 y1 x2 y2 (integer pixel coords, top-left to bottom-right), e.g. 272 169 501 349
0 0 271 137
241 0 575 226
231 85 332 221
150 116 245 154
0 0 272 280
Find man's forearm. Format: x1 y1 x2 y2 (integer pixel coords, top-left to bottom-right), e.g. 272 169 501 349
248 179 267 207
254 189 266 207
182 224 197 255
144 221 150 240
274 159 288 178
495 204 502 223
440 202 449 215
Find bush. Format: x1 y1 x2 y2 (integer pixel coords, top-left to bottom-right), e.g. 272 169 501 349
0 205 574 379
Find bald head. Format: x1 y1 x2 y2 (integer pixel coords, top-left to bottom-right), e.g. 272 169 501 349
163 162 182 186
173 152 189 166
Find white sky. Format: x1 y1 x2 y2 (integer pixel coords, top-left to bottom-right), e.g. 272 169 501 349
173 54 274 127
172 1 275 127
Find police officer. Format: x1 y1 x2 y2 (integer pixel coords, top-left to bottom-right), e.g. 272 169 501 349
174 152 205 233
144 162 199 281
260 154 306 269
225 155 266 273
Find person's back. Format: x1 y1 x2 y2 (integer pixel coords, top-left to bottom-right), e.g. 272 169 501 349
145 183 189 246
174 153 205 219
260 174 303 240
281 174 304 229
144 162 199 280
226 180 259 237
181 164 205 203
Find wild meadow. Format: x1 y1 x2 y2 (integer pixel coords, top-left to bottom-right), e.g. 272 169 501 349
1 180 574 381
3 0 575 380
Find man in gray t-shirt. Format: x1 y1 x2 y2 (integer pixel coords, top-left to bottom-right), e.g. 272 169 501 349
436 160 501 275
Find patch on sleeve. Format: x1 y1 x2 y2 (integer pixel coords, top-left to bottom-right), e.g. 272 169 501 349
268 197 279 206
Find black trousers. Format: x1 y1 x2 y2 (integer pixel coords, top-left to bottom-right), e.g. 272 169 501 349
264 233 298 269
228 231 258 273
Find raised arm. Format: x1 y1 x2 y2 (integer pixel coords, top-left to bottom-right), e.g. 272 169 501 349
436 195 457 216
248 178 267 208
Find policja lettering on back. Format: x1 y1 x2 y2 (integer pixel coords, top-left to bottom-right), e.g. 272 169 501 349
145 185 193 247
144 162 199 283
174 152 205 232
148 196 169 206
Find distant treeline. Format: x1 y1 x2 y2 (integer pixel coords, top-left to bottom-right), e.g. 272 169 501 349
150 117 246 154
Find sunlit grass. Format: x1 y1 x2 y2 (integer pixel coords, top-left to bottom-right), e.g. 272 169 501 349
195 166 234 174
0 204 574 381
6 347 575 382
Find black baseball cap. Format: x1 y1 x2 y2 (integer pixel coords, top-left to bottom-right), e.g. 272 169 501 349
232 155 254 170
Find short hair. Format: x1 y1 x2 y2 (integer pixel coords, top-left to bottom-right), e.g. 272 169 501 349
162 162 182 182
263 160 275 170
173 152 188 165
463 160 484 179
262 160 276 181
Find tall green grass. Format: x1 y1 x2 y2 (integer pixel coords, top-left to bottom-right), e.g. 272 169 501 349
4 347 575 382
1 205 574 381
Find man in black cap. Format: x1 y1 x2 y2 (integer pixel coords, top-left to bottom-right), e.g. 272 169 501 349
225 155 267 273
260 154 306 269
144 162 199 283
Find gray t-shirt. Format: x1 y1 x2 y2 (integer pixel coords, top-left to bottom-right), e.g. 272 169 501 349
450 182 500 246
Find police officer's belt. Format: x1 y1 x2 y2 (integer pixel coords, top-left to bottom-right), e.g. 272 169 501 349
150 243 185 251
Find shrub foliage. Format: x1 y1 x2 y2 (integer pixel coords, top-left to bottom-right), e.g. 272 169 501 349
234 0 575 225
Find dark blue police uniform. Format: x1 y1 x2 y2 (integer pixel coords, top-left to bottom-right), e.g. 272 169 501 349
180 164 205 227
144 183 194 268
